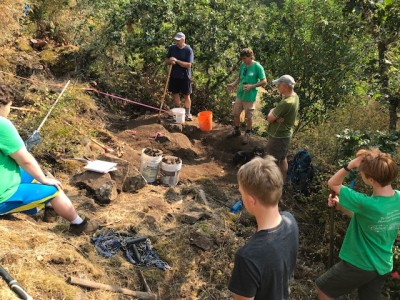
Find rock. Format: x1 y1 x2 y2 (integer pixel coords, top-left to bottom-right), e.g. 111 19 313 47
164 187 182 203
29 39 48 50
122 168 147 193
164 123 183 132
179 211 212 225
98 154 130 193
71 171 118 204
189 231 214 251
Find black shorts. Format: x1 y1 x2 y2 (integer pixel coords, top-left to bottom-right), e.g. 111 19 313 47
316 260 387 299
168 77 192 95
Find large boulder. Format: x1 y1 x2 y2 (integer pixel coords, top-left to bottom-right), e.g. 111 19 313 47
71 171 118 205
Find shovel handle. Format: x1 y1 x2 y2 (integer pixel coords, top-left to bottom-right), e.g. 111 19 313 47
328 191 336 268
157 64 173 120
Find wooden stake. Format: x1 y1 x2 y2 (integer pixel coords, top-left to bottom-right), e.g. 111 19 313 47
67 276 157 300
137 269 152 293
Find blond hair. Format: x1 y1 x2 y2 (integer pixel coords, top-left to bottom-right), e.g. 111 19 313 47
357 148 398 187
237 156 283 206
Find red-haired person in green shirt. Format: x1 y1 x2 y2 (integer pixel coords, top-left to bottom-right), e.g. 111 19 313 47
316 148 400 299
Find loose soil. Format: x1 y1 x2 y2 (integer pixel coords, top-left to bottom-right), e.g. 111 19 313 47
0 111 391 300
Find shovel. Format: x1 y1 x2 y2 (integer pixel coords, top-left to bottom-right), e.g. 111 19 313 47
328 191 336 268
157 64 173 123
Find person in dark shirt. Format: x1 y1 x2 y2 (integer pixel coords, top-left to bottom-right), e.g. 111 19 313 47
228 156 299 300
165 32 194 121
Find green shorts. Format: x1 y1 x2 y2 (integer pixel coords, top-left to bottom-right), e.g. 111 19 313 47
265 136 290 162
316 260 387 300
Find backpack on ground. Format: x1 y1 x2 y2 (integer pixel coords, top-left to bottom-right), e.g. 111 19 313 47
287 149 315 195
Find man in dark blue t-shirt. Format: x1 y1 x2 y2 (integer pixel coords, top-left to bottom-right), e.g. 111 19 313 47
228 156 299 300
165 32 194 121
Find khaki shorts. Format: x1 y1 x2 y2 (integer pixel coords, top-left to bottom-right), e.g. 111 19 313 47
265 136 290 162
316 260 387 299
232 99 255 123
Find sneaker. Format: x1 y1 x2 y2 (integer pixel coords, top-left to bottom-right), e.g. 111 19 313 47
69 218 98 235
185 113 193 121
43 206 58 223
242 132 251 144
227 128 241 138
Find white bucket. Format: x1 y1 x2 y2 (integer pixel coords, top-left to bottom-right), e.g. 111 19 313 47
170 108 185 124
160 156 182 186
140 148 163 183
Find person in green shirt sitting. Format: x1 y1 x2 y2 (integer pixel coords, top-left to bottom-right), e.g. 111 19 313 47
0 84 98 235
316 148 400 300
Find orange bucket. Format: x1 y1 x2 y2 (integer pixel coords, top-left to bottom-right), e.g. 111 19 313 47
198 111 213 131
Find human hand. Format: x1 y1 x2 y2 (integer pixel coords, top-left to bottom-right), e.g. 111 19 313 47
168 57 177 65
276 117 285 123
41 178 63 191
348 155 364 170
327 193 339 207
243 84 252 91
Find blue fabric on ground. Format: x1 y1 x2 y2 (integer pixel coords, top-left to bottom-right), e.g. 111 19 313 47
91 230 171 271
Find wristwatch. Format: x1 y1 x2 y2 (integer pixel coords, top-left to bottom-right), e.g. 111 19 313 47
341 163 351 172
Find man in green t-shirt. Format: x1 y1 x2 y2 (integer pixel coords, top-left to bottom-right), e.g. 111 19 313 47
316 148 400 299
226 48 267 144
266 75 299 179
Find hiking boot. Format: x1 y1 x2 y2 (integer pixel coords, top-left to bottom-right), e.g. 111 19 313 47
69 218 98 235
242 132 251 144
43 206 58 223
185 113 193 121
227 128 241 138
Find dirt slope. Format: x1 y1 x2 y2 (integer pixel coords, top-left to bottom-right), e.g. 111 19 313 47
0 113 277 300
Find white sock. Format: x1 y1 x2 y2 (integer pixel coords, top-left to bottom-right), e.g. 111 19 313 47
71 215 83 225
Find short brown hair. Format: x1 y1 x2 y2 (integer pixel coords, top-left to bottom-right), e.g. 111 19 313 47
357 148 398 187
237 156 283 206
0 85 14 105
240 48 254 59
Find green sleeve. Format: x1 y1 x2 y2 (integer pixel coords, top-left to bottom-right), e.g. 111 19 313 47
257 63 266 80
272 101 292 118
339 186 367 213
0 118 25 155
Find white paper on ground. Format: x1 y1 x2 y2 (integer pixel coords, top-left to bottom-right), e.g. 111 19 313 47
84 160 117 173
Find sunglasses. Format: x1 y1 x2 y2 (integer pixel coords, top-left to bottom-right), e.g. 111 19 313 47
243 67 247 76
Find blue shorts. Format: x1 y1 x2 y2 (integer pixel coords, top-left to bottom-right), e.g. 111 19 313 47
0 168 59 215
168 77 192 95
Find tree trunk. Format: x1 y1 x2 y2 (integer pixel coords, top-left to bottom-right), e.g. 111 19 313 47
389 96 399 131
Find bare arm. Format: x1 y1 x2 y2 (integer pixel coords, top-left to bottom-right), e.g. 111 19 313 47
246 78 267 90
327 155 363 195
327 194 353 218
10 148 63 190
166 57 191 68
267 108 284 123
227 77 240 92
